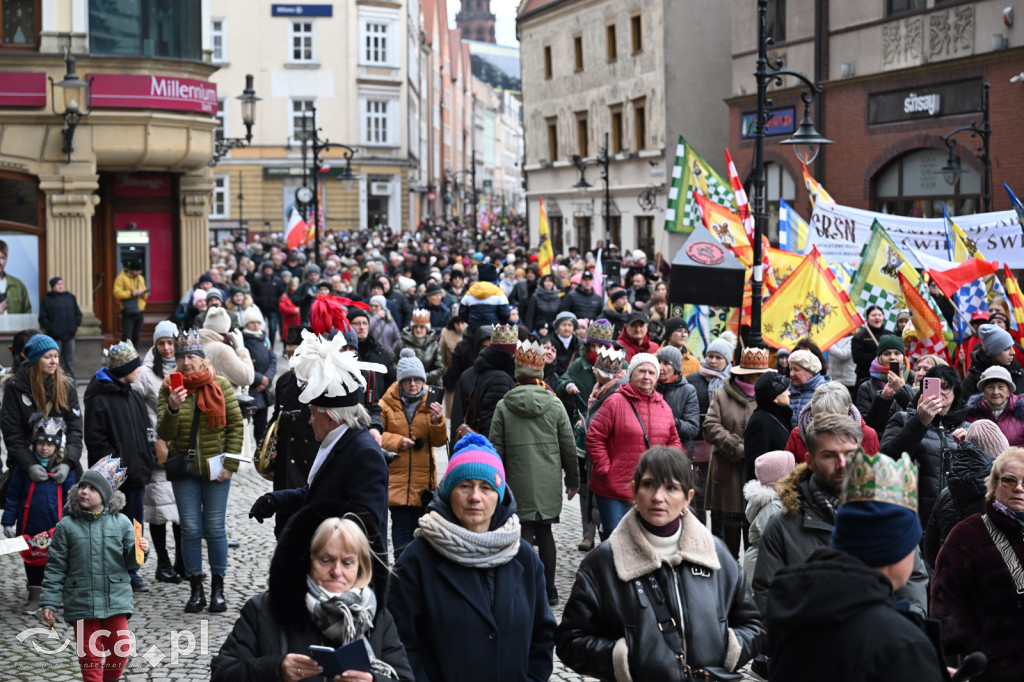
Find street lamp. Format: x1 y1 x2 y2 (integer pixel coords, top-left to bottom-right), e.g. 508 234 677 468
569 132 612 246
49 51 93 162
748 0 832 348
210 74 262 166
446 154 477 238
940 82 991 212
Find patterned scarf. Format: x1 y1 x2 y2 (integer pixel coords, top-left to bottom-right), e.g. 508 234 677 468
163 365 226 428
807 475 840 524
415 509 521 568
304 577 397 679
992 500 1024 532
700 363 731 394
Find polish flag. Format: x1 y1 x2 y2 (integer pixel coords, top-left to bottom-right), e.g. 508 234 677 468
286 207 309 250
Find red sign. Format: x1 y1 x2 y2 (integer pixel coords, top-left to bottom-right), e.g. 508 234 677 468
0 72 46 107
88 74 217 115
686 240 726 266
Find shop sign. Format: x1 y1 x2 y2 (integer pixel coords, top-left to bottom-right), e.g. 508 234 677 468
88 74 218 115
272 4 333 16
868 80 981 125
263 166 349 179
0 72 46 107
740 107 796 139
113 174 173 198
903 92 940 116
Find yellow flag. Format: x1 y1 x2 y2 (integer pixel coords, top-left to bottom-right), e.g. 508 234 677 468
538 197 553 276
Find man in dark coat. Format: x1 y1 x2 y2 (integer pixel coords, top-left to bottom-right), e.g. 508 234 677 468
247 261 285 347
37 276 82 377
442 324 492 393
559 271 602 321
348 308 394 434
508 265 538 309
417 282 451 330
450 326 517 443
655 346 700 454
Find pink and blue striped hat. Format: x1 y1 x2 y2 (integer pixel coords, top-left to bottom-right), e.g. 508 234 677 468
440 433 506 502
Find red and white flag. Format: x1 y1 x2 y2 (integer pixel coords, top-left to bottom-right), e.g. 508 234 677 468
725 148 754 242
286 207 309 250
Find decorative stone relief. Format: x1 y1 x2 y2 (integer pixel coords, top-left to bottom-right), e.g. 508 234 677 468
882 16 924 71
50 193 97 217
182 194 208 217
929 6 974 62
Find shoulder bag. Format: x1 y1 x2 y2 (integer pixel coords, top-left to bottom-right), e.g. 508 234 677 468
165 405 201 481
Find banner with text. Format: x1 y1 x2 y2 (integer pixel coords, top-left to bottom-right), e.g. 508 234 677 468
807 202 1023 267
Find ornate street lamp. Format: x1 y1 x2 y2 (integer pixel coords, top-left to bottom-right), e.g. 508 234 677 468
210 74 261 165
940 82 991 212
49 52 93 162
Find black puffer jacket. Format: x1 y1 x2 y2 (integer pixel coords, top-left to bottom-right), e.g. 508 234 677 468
442 326 491 391
686 371 714 429
922 443 994 570
83 368 155 489
880 407 969 527
1 367 84 477
358 333 395 431
248 271 285 316
559 288 603 321
243 332 277 410
855 374 915 438
656 375 700 454
450 346 515 443
962 345 1024 398
524 287 561 332
743 399 793 483
38 290 82 341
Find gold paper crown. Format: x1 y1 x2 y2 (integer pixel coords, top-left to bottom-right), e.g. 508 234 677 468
175 329 203 356
515 340 546 370
411 308 432 326
90 455 128 492
491 324 518 345
105 340 139 368
739 347 770 371
587 319 615 345
594 346 626 374
841 450 919 512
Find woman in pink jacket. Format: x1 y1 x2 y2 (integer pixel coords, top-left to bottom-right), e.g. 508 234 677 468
586 353 682 538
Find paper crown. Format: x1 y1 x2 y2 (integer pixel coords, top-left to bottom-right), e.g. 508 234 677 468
105 340 139 368
732 347 771 374
594 346 626 374
491 324 518 346
90 455 128 492
841 450 919 512
32 416 65 444
411 308 432 326
587 318 615 345
175 329 203 356
515 340 546 370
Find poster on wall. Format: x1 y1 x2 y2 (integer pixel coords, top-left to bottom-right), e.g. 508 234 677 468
0 233 40 332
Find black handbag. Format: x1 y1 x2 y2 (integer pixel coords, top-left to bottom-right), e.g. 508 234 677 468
165 404 201 481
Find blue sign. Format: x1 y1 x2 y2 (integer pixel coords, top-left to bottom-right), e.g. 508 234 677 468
272 4 333 17
741 107 796 139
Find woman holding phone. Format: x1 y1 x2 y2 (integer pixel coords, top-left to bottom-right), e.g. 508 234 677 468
855 334 916 435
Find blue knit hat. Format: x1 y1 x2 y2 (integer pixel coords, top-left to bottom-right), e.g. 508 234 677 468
23 334 59 366
830 501 921 567
440 433 506 502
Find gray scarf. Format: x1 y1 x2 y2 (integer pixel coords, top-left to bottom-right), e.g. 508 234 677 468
304 577 398 679
415 510 521 568
401 387 425 425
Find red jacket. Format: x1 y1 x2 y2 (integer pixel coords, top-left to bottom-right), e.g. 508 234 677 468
784 403 879 463
586 381 682 501
279 292 301 342
615 328 659 361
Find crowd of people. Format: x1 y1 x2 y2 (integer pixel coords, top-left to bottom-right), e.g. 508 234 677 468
1 222 1022 681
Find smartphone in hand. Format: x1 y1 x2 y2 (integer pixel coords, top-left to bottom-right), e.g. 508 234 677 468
889 360 900 375
427 386 444 407
169 372 184 391
922 377 941 401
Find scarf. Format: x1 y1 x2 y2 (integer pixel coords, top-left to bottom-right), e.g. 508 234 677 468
163 365 226 428
304 578 398 679
807 475 839 524
160 356 177 373
992 500 1024 532
415 509 521 568
589 371 625 409
985 398 1007 421
734 377 756 397
700 364 730 394
401 387 425 425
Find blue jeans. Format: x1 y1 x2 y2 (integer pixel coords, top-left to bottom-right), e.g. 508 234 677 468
172 477 231 577
594 494 632 541
390 506 425 559
266 311 281 346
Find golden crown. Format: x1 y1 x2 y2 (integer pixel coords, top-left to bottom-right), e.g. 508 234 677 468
842 450 919 512
411 308 432 326
515 340 546 370
587 319 615 344
491 324 518 345
175 329 203 356
739 347 771 371
105 340 139 368
594 346 626 374
90 455 128 492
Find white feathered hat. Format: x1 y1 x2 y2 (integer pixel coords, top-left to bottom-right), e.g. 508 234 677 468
288 329 386 407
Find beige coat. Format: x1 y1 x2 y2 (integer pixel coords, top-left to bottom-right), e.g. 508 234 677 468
198 328 254 393
704 378 756 515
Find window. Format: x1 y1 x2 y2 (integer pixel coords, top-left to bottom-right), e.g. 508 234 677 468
765 0 785 42
89 0 202 59
546 117 558 161
636 216 655 258
210 18 226 62
543 45 552 79
214 98 226 142
606 215 621 249
610 107 624 154
576 215 591 251
364 22 389 64
2 0 39 49
887 0 925 15
290 98 315 142
573 34 583 72
291 20 314 62
745 162 795 244
633 98 646 150
874 148 979 217
550 215 563 256
210 175 229 218
630 13 642 53
363 99 391 145
576 112 588 157
606 23 617 61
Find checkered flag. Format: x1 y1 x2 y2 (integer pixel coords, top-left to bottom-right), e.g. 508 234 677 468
953 279 988 339
856 284 904 331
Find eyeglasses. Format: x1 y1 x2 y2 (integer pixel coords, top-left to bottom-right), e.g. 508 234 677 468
998 475 1024 491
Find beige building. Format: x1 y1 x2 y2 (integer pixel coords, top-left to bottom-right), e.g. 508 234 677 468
517 0 732 260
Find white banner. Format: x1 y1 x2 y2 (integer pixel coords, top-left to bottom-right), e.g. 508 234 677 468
807 202 1024 267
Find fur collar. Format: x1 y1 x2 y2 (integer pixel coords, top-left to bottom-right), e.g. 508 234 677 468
776 463 812 516
64 484 126 517
609 508 720 581
743 479 780 508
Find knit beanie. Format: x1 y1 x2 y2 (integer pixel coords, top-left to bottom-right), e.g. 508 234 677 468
608 287 628 303
628 352 659 378
396 348 426 383
192 289 208 305
663 317 687 339
154 320 178 342
204 306 232 335
656 346 682 376
49 276 63 289
347 307 369 323
966 418 1009 456
370 295 389 311
477 263 499 284
789 349 822 375
979 324 1014 357
705 337 733 360
875 334 905 359
440 433 506 503
23 334 59 366
206 287 224 302
830 501 922 568
241 306 263 329
554 310 578 330
755 450 796 487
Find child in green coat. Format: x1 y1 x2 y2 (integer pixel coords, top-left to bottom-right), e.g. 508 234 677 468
40 456 148 682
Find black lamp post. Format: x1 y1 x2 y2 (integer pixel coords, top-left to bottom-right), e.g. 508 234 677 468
295 106 357 261
49 52 93 162
749 0 832 348
446 154 477 238
940 82 991 213
210 74 261 166
570 132 612 247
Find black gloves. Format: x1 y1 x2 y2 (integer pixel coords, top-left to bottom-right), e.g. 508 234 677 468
248 493 277 523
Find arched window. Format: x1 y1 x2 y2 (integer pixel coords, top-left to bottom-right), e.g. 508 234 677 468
874 148 980 217
745 162 795 246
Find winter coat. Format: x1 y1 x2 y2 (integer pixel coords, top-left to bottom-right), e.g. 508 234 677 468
113 269 147 312
1 367 83 477
388 492 556 682
133 347 168 426
766 548 947 682
1 464 76 537
243 331 277 410
157 374 244 478
586 381 682 502
932 502 1024 682
704 379 757 515
556 353 597 417
248 271 285 316
211 503 413 682
559 287 603 321
83 368 156 489
386 289 412 330
686 370 715 426
392 329 444 386
358 334 396 410
460 282 510 332
198 327 254 393
132 348 178 525
416 297 451 330
555 508 764 681
380 383 445 508
490 384 579 521
39 489 146 621
751 464 929 618
442 326 490 392
966 392 1024 447
550 333 579 377
450 346 515 444
600 301 631 336
743 404 793 483
38 290 82 341
508 278 536 310
855 372 916 437
962 345 1024 398
614 327 659 362
783 402 880 464
827 335 856 387
922 443 993 570
880 406 970 526
851 324 892 386
439 327 461 368
279 291 301 341
524 287 561 332
742 480 782 590
226 296 262 330
655 375 700 454
370 313 402 356
291 280 319 324
787 373 829 429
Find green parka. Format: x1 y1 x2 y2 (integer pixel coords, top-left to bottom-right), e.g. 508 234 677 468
156 374 243 478
490 384 579 521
